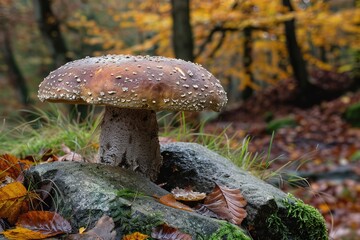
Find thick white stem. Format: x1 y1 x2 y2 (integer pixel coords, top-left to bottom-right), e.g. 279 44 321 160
99 106 162 181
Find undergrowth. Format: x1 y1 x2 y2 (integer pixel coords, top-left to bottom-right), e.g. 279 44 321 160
1 107 287 178
0 106 100 160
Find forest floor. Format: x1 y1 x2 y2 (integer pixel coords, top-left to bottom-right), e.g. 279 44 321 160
207 81 360 239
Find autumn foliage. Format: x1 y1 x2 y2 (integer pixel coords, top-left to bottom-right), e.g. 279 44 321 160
60 0 359 95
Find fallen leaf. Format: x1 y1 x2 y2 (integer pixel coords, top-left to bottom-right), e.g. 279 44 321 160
201 184 247 225
171 187 206 202
0 154 33 181
66 215 116 240
78 227 86 234
2 226 48 240
158 194 194 212
39 149 59 162
151 224 192 240
16 211 71 236
0 181 30 224
195 204 222 219
122 231 149 240
58 144 84 162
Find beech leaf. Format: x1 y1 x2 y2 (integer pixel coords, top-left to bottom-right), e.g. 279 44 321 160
0 181 29 224
202 183 247 225
158 194 194 212
14 211 71 237
151 224 192 240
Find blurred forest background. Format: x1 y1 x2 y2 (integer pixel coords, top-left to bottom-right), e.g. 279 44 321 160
0 0 359 239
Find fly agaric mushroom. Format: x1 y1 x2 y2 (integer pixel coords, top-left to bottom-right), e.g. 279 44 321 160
38 55 227 181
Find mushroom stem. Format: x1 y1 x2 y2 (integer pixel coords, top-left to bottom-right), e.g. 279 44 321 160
99 106 162 181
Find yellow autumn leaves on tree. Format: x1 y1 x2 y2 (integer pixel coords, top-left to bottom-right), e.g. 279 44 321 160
62 0 358 94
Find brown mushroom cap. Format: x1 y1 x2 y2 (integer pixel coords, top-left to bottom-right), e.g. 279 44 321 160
38 55 227 111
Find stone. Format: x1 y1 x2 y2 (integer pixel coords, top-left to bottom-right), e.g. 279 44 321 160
159 142 327 240
24 162 233 239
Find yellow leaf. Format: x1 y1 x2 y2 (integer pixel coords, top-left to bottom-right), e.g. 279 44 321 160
0 154 33 181
2 227 47 240
79 227 86 234
0 182 28 224
122 232 149 240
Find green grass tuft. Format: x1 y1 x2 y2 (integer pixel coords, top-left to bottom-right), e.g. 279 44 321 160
0 106 100 159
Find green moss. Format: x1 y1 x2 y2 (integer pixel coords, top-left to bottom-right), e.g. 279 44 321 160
266 116 297 133
208 222 251 240
266 213 289 240
282 194 328 240
116 189 148 199
113 209 164 236
344 102 360 127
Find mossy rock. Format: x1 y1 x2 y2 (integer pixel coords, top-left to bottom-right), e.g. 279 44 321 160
344 102 360 127
25 161 250 239
266 116 297 133
267 194 328 240
160 142 328 240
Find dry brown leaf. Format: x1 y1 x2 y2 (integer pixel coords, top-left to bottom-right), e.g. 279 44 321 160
202 183 247 225
40 149 59 162
0 154 33 181
57 144 84 162
15 211 72 237
158 194 194 212
171 187 206 202
66 215 116 240
0 181 30 224
195 204 222 219
122 231 149 240
151 224 192 240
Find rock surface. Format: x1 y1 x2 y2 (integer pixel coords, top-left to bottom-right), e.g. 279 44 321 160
25 161 224 239
159 142 327 239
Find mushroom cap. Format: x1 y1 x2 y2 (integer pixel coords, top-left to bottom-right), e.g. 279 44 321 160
38 55 227 112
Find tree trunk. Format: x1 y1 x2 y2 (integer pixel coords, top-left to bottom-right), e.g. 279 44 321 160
34 0 88 120
171 0 194 61
0 26 30 106
242 27 254 100
283 0 311 105
33 0 70 66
